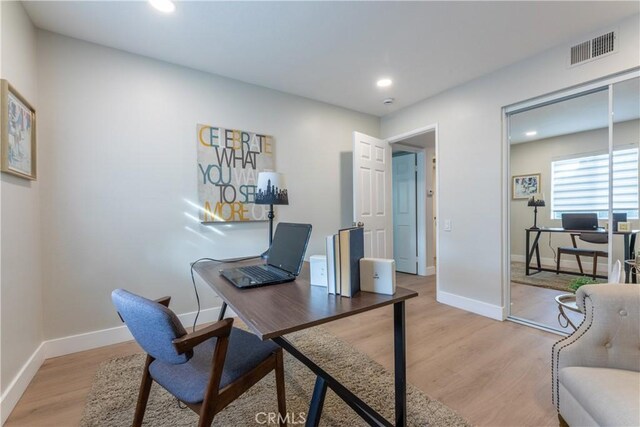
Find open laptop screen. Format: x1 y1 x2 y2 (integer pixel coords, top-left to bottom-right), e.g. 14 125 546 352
561 213 598 230
267 223 312 275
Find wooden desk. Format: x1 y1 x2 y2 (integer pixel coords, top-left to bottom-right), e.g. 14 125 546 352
525 228 639 281
194 260 418 427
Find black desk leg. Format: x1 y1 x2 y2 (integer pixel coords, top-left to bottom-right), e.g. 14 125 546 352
525 231 543 275
273 336 392 427
394 301 406 427
525 230 530 276
629 234 637 283
307 377 328 427
218 302 227 320
624 235 631 283
535 237 541 270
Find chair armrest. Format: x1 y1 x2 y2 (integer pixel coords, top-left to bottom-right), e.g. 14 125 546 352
173 318 234 354
155 296 171 307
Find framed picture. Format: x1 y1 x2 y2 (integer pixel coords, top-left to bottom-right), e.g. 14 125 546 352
1 80 37 180
512 173 540 199
618 222 631 232
196 123 274 222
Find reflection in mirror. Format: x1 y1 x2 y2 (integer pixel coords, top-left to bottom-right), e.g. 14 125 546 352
613 77 640 284
509 89 610 333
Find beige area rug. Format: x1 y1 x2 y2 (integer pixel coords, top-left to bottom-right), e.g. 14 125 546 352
80 327 469 426
511 261 606 292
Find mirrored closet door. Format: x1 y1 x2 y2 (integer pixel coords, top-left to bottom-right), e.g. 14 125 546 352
507 73 640 333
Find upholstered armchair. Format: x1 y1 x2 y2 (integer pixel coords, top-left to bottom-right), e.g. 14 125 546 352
112 289 286 427
552 284 640 426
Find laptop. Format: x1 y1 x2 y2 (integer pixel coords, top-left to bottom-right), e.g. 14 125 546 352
561 213 598 230
220 222 312 289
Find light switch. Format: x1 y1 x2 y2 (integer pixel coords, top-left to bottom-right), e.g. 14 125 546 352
444 219 452 231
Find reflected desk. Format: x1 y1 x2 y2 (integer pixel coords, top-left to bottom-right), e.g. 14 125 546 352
525 227 639 281
193 260 418 427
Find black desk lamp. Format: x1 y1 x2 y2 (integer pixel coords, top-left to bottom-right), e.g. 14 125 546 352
255 172 289 246
527 194 546 229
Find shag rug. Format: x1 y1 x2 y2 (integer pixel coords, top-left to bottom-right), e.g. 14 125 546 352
80 327 469 426
511 261 606 292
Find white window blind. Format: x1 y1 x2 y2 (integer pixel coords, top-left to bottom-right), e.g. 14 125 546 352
551 147 639 219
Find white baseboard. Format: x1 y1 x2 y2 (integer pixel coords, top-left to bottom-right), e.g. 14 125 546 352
1 305 232 424
0 342 45 425
437 291 504 321
45 305 231 359
425 266 436 276
510 254 608 272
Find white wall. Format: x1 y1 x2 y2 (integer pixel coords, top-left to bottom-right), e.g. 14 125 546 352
510 120 640 267
36 31 379 340
0 0 43 402
380 14 640 318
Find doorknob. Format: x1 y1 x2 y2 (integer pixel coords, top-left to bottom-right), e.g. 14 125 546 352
357 221 364 227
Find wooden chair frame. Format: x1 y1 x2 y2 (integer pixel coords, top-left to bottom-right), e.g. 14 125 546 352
556 233 608 279
126 297 287 427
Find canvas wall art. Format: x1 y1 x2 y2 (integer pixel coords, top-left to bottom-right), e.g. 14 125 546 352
1 80 37 180
512 173 540 199
197 124 274 222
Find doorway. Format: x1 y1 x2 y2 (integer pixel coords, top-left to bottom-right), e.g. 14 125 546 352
390 130 437 276
352 125 438 278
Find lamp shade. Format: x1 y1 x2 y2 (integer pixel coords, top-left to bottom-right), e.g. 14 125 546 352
255 172 289 205
527 195 546 207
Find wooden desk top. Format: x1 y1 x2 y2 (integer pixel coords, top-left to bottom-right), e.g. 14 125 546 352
193 260 418 340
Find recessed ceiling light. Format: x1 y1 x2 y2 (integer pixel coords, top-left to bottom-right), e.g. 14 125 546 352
525 131 537 137
376 78 392 88
149 0 175 13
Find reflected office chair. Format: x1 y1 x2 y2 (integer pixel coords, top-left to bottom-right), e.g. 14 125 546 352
556 232 608 278
112 289 286 427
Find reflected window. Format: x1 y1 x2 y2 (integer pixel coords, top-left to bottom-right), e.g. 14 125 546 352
551 147 639 219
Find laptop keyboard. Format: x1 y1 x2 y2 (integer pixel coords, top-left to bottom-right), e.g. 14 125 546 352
239 265 290 282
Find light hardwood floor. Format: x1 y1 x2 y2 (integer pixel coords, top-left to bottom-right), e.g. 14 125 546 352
6 274 562 426
510 282 583 333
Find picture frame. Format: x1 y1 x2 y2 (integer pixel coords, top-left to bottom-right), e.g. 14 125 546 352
618 221 631 232
512 173 540 199
1 79 37 180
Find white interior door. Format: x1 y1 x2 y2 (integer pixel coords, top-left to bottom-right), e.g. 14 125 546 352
353 131 393 258
393 153 418 273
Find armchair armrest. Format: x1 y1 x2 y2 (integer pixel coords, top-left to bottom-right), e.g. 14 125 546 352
552 284 640 408
173 318 234 354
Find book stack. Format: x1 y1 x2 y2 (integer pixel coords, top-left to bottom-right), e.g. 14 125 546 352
325 226 364 297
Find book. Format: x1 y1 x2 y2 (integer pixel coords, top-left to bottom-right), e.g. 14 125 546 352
333 234 341 294
325 235 336 294
339 227 364 297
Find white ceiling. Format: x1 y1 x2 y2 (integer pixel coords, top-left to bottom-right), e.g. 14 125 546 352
23 1 639 116
510 78 640 144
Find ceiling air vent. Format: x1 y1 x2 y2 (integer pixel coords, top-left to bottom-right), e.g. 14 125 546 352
570 31 617 66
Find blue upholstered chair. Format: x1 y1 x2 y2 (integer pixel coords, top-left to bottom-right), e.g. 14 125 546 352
112 289 286 427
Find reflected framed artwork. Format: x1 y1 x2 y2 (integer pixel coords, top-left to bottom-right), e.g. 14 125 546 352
1 80 37 180
512 173 540 199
